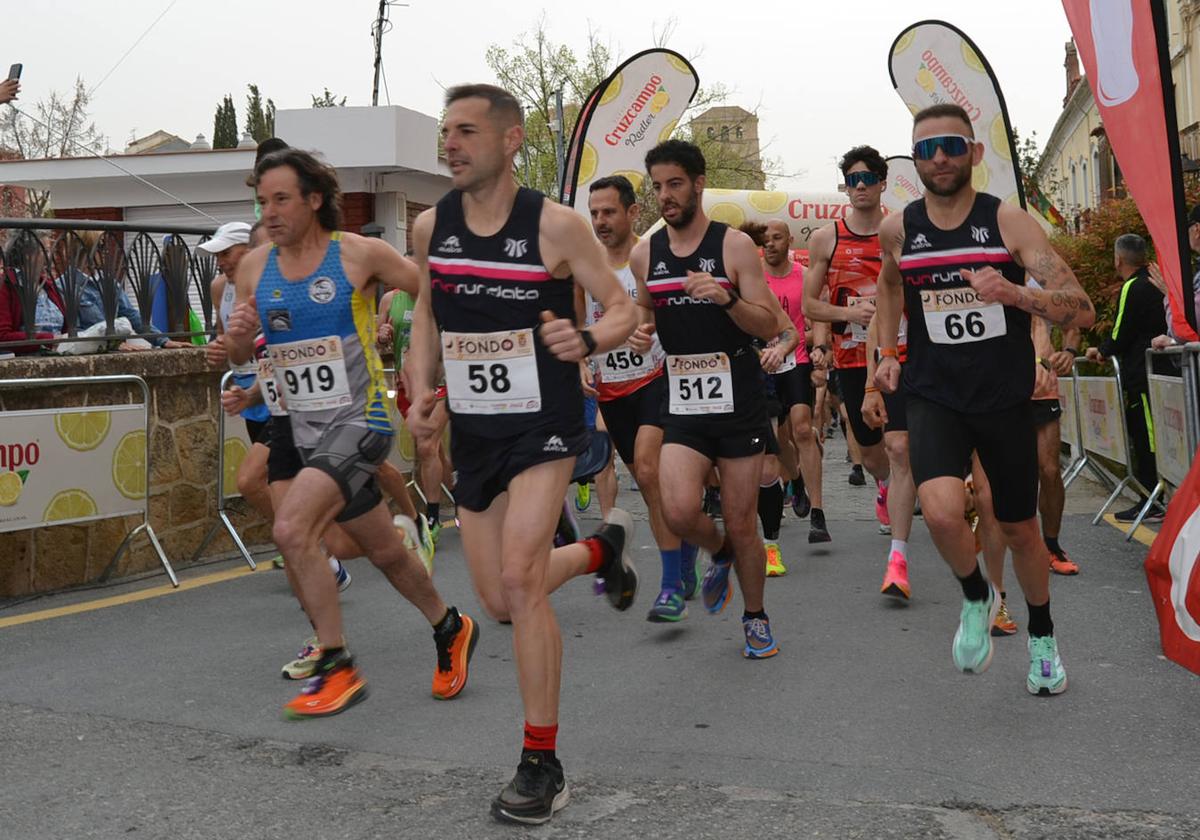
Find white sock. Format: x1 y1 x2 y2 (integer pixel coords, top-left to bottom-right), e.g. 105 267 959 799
889 539 907 558
328 556 340 573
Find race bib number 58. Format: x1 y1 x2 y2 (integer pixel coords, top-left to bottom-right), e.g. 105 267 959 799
443 328 541 415
668 352 734 415
920 288 1007 345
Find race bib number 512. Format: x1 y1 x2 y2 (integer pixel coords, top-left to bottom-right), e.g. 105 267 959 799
920 288 1007 345
443 328 541 415
668 352 734 415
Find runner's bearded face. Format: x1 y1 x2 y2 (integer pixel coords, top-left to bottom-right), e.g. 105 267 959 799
256 166 323 246
650 163 702 229
844 162 884 212
912 116 978 198
762 221 792 269
442 97 519 192
589 186 635 250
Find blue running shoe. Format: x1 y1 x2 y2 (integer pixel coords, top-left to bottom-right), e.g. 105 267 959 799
681 544 702 601
952 583 999 674
646 589 687 623
742 615 779 659
334 559 352 592
701 557 734 614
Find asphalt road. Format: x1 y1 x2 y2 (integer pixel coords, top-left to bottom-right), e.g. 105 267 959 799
1 437 1196 839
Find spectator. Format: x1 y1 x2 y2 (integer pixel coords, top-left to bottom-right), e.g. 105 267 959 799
1086 233 1166 521
147 234 206 345
0 77 18 105
0 237 64 353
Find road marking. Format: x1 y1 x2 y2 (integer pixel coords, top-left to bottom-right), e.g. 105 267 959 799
0 562 274 630
1102 513 1157 548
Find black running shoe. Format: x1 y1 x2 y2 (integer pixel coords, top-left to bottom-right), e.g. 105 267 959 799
591 508 638 610
1114 502 1164 523
808 508 831 543
848 465 866 486
792 486 811 519
703 487 722 519
491 751 569 825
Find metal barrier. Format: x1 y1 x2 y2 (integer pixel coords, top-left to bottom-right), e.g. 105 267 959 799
191 370 258 570
1058 363 1086 484
0 375 176 585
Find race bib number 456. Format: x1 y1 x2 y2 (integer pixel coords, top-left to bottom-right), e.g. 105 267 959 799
668 352 734 415
443 328 541 415
269 336 352 412
920 288 1007 345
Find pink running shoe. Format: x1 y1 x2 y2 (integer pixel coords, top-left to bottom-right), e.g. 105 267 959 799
875 480 891 528
880 551 910 601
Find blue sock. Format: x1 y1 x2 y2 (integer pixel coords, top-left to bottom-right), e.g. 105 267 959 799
660 548 683 591
680 540 697 569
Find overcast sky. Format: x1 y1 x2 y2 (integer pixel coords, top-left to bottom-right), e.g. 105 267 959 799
5 0 1074 192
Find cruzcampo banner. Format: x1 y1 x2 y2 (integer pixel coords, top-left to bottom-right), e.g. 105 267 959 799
889 20 1025 210
1062 0 1197 339
882 155 923 216
0 405 145 533
645 190 852 249
563 49 700 216
1144 445 1200 675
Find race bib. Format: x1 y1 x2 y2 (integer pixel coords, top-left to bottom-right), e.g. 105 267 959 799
667 352 734 415
257 358 287 417
920 288 1007 345
443 328 541 415
269 336 352 412
599 345 658 383
847 295 874 342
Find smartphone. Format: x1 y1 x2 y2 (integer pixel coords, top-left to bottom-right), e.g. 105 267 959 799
8 64 22 81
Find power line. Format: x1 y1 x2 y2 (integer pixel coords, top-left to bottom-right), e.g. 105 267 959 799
88 0 181 97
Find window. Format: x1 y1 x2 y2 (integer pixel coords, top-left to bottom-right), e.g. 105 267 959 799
706 126 715 139
1081 160 1089 207
735 125 744 140
1070 161 1078 208
720 125 729 142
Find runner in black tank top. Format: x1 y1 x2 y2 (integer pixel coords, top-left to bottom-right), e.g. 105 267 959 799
873 105 1094 698
632 140 797 664
405 84 641 826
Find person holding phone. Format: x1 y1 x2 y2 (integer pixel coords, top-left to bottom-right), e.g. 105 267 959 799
2 64 21 104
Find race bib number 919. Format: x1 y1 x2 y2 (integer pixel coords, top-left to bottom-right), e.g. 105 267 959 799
269 336 352 412
668 352 734 415
443 328 541 415
920 288 1007 345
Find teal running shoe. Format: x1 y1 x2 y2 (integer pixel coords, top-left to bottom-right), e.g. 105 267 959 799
742 615 779 659
952 584 999 674
647 589 687 623
1027 635 1068 696
700 556 734 614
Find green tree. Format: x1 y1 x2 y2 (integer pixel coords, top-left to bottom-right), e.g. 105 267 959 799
246 84 276 142
311 88 347 108
212 94 238 149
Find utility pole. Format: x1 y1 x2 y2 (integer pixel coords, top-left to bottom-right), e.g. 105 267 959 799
371 0 386 106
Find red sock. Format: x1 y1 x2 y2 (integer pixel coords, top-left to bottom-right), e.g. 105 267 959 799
581 537 608 574
523 721 558 753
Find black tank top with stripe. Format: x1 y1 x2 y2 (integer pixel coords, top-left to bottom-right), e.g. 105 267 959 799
899 192 1032 412
429 187 582 438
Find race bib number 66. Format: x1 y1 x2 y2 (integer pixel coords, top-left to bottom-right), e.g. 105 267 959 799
920 288 1007 345
443 328 541 415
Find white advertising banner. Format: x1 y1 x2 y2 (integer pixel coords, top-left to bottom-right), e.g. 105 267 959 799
0 404 145 533
882 155 924 216
1077 376 1127 463
1058 377 1080 450
1149 373 1190 487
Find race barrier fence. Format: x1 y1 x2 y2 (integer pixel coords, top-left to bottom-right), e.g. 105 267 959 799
0 375 176 585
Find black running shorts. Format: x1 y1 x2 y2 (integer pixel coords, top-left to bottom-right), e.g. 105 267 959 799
299 425 392 523
266 416 304 485
451 424 588 513
662 408 779 462
598 375 665 467
1032 398 1062 428
838 365 883 448
245 417 270 446
773 362 815 419
908 395 1038 523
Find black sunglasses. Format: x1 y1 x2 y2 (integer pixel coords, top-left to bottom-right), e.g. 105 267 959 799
912 134 973 161
845 171 882 188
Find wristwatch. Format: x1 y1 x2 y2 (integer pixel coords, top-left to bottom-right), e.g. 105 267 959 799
579 329 598 356
720 290 740 310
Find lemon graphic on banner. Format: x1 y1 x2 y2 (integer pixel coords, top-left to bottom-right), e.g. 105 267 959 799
44 488 98 522
577 141 598 184
55 410 112 452
0 471 22 507
611 170 644 191
657 118 679 144
748 191 788 214
893 29 917 55
665 54 692 75
598 73 624 106
990 114 1012 161
961 41 986 73
223 438 248 498
709 203 746 228
972 161 990 192
650 90 669 114
112 430 147 500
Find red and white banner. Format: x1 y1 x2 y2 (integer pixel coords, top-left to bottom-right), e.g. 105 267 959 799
1062 0 1198 339
562 49 699 215
1144 446 1200 674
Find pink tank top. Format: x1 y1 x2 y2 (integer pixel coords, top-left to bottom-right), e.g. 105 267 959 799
765 260 810 365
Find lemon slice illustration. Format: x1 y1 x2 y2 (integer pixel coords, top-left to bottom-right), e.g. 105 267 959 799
223 438 248 498
598 73 624 106
44 489 98 522
747 191 788 214
55 410 112 452
112 430 147 500
0 471 22 507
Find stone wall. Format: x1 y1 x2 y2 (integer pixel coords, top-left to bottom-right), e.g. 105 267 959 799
0 350 271 597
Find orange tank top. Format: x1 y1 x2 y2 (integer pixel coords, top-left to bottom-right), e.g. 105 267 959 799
827 219 882 369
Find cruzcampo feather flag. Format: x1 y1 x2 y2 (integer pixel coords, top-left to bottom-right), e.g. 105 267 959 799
561 49 699 216
881 155 923 216
888 20 1025 211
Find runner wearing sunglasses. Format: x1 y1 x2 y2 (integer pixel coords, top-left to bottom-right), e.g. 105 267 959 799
873 104 1095 696
803 146 917 600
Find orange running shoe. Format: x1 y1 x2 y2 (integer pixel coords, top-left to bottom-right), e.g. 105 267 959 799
880 551 911 601
991 597 1018 636
1049 549 1079 576
283 651 367 720
432 608 479 700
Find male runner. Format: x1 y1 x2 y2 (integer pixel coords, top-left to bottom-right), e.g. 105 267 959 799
761 219 830 545
805 146 917 592
225 148 476 719
874 104 1094 695
584 174 699 620
630 139 795 660
403 84 639 825
1041 318 1081 574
